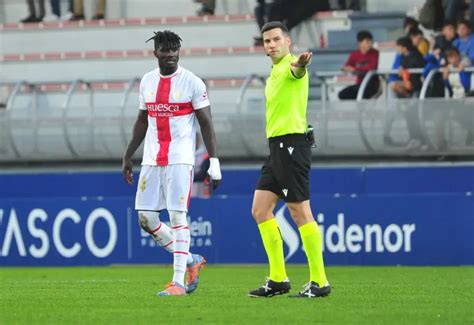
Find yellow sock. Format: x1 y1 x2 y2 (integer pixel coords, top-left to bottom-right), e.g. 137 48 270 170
258 218 287 282
299 221 328 286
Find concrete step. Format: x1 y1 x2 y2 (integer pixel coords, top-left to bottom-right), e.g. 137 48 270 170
1 43 397 85
1 46 270 82
0 15 260 52
1 0 254 24
1 11 359 53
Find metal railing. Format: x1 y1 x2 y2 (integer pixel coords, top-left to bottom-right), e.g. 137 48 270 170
1 68 474 162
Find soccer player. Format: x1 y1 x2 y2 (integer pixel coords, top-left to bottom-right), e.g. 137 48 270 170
122 30 222 297
248 21 330 298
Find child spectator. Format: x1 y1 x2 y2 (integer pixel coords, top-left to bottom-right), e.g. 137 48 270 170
408 28 430 56
453 19 474 62
338 30 379 100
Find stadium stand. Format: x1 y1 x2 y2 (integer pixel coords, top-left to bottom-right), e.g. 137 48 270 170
1 0 473 162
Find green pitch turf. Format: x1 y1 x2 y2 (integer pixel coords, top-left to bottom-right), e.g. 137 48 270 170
0 265 473 324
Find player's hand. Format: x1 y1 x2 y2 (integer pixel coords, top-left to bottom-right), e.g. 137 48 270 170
291 52 313 68
207 157 222 190
122 158 134 185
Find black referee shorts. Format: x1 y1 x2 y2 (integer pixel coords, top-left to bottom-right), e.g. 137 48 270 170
256 133 311 202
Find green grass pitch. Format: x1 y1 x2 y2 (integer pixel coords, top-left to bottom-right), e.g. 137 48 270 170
1 265 473 324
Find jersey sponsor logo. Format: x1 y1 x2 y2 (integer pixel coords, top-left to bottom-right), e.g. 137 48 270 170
147 103 180 112
146 102 194 117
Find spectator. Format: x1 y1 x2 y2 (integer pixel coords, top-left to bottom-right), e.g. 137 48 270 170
195 0 215 16
390 37 426 98
433 21 458 61
61 0 74 20
453 19 474 62
444 0 474 30
253 0 329 45
404 16 419 34
408 28 430 56
387 17 421 86
21 0 45 23
338 30 379 100
418 0 444 31
422 22 457 98
254 0 272 46
284 0 329 31
337 0 361 10
390 37 427 150
443 46 471 98
267 0 329 31
71 0 106 20
435 46 473 149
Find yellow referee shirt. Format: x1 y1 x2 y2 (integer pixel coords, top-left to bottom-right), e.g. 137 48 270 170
264 53 309 138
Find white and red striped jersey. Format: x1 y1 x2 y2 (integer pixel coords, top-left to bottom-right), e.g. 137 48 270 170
139 66 210 166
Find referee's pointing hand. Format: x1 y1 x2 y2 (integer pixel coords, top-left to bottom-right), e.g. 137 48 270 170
291 52 313 68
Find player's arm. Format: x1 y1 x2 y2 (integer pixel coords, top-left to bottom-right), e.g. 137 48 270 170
290 51 313 79
122 110 148 184
195 106 221 189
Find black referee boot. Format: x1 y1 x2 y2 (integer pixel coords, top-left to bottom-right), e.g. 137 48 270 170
288 281 331 298
248 278 291 297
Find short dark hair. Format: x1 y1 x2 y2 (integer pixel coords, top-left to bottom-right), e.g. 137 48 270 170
357 30 373 42
408 27 423 37
442 21 456 29
403 16 418 29
445 46 460 57
396 36 413 49
261 21 289 35
457 18 471 29
146 30 182 51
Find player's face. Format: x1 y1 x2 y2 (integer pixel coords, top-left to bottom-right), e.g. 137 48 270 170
154 46 180 71
263 28 291 62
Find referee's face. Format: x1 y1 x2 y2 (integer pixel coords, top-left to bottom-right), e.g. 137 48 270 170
263 28 291 62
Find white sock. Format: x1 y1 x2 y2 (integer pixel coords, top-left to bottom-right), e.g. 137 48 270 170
138 211 193 265
170 210 190 286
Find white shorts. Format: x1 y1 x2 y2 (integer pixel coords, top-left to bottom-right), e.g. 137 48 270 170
135 164 194 212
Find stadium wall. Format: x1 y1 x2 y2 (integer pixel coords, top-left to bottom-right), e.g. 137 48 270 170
0 165 473 266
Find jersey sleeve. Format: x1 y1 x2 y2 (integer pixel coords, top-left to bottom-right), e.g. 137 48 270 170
287 55 307 80
138 77 146 111
192 77 210 110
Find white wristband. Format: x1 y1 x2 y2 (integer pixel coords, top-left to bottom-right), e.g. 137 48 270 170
207 157 222 181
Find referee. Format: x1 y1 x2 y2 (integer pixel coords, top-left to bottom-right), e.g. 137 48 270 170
248 21 330 298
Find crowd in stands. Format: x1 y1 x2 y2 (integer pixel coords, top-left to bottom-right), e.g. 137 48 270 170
21 0 105 22
336 0 474 150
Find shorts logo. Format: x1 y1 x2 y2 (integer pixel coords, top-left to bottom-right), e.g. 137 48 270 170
287 147 294 155
180 196 185 203
139 177 147 192
282 189 288 197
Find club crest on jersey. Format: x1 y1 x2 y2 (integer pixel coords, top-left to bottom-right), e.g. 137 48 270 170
173 90 182 101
